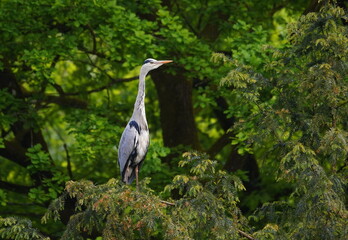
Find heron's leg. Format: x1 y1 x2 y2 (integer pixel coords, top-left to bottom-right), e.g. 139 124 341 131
135 165 139 191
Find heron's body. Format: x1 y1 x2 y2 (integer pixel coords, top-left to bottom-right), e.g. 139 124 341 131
118 120 149 183
118 58 172 185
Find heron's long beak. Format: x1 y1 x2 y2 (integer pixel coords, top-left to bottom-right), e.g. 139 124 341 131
155 60 173 64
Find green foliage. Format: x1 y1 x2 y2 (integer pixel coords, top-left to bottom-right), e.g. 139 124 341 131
44 179 174 240
218 2 348 239
164 152 246 239
226 20 270 67
0 217 49 240
66 109 122 180
0 190 6 207
271 143 347 239
0 0 347 239
26 144 51 172
141 141 172 189
0 90 23 130
26 144 68 203
41 152 247 239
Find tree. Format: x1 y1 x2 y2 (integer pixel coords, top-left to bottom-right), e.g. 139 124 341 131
215 1 348 238
0 0 347 239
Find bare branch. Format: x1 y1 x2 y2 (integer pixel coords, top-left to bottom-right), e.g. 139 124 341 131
50 82 65 95
77 45 106 59
0 180 31 194
207 131 234 157
0 139 28 167
160 200 175 206
44 95 87 109
63 75 138 96
237 229 256 240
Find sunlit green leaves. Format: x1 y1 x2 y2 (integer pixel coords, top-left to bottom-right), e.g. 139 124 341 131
163 152 246 239
0 190 7 207
226 20 271 67
20 49 55 85
26 144 68 203
42 154 247 239
0 217 49 240
0 90 24 130
168 151 244 204
26 144 51 173
318 128 348 169
278 143 318 182
141 141 171 189
44 179 183 240
65 109 122 180
218 2 348 239
0 0 347 239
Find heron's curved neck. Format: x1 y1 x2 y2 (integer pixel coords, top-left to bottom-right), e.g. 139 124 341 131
132 68 148 118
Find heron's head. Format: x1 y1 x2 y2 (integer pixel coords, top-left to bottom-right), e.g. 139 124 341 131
141 58 173 72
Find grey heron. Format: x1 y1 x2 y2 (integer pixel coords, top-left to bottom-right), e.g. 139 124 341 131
118 58 172 188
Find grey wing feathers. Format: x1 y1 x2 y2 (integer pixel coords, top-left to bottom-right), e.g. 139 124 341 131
118 123 139 184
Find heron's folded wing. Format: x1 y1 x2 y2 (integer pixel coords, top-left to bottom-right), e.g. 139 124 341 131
118 124 139 173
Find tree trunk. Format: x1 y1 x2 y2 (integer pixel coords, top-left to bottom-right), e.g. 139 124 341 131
151 71 200 151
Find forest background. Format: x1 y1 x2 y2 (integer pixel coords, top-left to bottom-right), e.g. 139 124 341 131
0 0 347 239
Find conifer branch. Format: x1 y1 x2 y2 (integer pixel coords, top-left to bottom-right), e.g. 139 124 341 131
158 199 255 239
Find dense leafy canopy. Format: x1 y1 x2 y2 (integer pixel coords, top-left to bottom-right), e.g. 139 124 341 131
0 0 347 239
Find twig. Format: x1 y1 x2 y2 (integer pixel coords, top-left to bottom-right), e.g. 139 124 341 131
207 131 234 157
50 82 65 95
78 46 108 60
237 229 256 240
160 200 175 206
62 59 139 96
65 75 138 96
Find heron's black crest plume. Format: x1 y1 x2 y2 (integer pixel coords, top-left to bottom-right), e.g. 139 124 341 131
143 59 151 64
